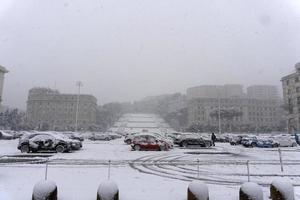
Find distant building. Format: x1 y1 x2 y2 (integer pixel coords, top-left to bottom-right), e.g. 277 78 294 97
187 84 244 100
281 62 300 132
188 97 281 131
26 88 97 131
0 65 8 104
187 84 281 132
247 85 279 100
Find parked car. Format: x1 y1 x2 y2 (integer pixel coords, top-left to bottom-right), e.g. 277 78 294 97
175 134 212 148
57 134 82 150
229 135 243 145
63 132 84 142
272 136 297 147
107 133 122 139
89 133 112 141
166 132 182 141
241 136 258 148
131 134 169 151
215 134 230 143
0 131 14 140
124 133 139 144
256 139 277 148
17 133 71 153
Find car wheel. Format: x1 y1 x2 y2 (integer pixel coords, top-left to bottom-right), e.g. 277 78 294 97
205 141 211 147
292 142 297 147
251 143 256 148
182 141 188 148
134 145 141 151
125 140 131 145
56 145 65 153
160 145 166 151
20 145 30 153
105 137 110 141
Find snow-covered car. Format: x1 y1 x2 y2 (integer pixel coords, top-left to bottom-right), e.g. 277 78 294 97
229 135 243 145
215 134 230 143
241 137 258 147
175 134 212 148
17 133 71 153
107 133 122 139
0 131 15 140
149 133 174 149
124 133 139 144
272 136 297 147
131 134 169 151
63 132 84 142
56 134 82 150
256 139 277 148
166 132 182 141
89 133 112 141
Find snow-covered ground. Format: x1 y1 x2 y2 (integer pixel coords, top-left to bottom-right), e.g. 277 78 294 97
1 139 300 200
1 114 300 199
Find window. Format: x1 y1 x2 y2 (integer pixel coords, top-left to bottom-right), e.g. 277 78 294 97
296 77 299 82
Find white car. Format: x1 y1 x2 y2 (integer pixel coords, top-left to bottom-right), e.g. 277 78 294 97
273 136 297 147
89 133 112 141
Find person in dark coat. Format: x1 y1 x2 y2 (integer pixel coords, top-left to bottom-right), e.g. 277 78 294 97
211 132 217 146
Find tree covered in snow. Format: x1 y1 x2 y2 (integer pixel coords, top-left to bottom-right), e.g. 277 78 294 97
0 108 29 130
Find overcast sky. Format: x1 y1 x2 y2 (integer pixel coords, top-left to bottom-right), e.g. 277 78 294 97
0 0 299 109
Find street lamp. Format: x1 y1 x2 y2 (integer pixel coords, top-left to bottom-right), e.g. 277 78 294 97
218 87 222 134
75 81 83 132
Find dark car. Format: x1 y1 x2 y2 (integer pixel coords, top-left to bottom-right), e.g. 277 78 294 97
241 136 258 147
229 135 243 145
63 132 84 142
57 134 82 150
176 134 212 148
256 139 277 148
17 133 71 153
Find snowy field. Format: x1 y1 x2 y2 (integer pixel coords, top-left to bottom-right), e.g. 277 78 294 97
1 139 300 200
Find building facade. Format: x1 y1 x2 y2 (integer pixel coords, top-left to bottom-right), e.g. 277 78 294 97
247 85 279 100
26 88 97 131
187 84 245 100
0 65 8 104
281 63 300 132
187 84 281 132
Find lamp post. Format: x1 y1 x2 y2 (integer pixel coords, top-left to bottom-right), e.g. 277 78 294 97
218 87 222 134
75 81 83 132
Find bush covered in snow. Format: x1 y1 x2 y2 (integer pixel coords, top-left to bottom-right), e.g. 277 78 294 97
270 178 294 200
187 181 209 200
32 180 57 200
240 182 263 200
97 180 119 200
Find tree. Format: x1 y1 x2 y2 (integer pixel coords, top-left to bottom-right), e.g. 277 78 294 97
0 108 26 130
210 108 243 132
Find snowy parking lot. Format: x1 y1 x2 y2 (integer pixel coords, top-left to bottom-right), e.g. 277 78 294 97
1 138 300 200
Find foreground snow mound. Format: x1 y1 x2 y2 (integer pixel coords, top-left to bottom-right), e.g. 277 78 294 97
240 182 263 200
97 181 119 200
271 178 294 200
188 181 209 200
32 180 57 200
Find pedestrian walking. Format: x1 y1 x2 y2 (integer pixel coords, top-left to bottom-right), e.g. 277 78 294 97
211 132 216 146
